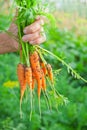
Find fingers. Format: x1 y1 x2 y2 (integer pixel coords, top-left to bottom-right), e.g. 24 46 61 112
22 16 46 45
22 31 40 42
29 33 46 45
22 28 46 44
8 23 18 37
23 18 44 34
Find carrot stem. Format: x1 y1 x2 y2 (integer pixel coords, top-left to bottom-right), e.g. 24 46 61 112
42 90 51 110
26 42 30 66
36 45 87 83
38 98 41 118
17 22 27 64
20 101 23 119
30 88 33 121
45 91 52 110
36 49 47 65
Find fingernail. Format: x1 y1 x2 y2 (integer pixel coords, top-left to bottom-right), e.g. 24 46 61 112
36 15 40 20
41 28 44 32
41 20 44 25
22 36 27 41
35 23 40 28
23 29 27 34
29 41 34 44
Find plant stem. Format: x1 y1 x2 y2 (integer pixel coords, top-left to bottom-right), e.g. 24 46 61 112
36 45 87 83
26 42 30 66
17 23 27 64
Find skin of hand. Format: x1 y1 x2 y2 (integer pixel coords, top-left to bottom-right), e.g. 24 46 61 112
9 16 46 46
0 16 46 54
22 16 46 45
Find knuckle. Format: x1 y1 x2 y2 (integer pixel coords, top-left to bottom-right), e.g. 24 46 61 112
30 28 35 33
41 27 44 32
35 32 39 37
40 19 44 25
42 35 46 43
44 35 46 40
27 35 32 41
35 39 41 44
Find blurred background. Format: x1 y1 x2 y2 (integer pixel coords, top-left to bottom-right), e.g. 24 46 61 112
0 0 87 130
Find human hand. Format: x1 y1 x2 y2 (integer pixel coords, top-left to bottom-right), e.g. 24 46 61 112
22 16 46 45
8 16 46 52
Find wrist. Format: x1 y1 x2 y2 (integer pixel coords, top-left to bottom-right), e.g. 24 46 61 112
9 35 19 52
0 33 18 54
8 23 19 52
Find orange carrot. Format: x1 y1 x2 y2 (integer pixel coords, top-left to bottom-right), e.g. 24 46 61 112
17 63 26 103
37 79 42 97
40 62 47 75
33 69 43 97
42 72 46 91
20 46 22 60
25 67 32 89
47 64 53 83
32 71 36 89
30 51 43 98
30 51 40 70
32 78 35 89
32 70 36 78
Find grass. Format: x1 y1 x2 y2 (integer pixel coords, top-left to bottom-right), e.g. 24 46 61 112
0 52 87 130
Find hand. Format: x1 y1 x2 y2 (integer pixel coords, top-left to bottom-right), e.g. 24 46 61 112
22 16 46 45
8 16 46 52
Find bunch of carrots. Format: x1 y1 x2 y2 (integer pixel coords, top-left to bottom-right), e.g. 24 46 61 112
17 49 53 105
14 0 58 110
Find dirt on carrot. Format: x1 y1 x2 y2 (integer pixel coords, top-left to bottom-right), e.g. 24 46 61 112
40 62 47 76
47 64 53 83
30 51 43 98
25 67 32 89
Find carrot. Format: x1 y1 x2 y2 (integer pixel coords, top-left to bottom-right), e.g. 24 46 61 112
47 64 53 83
30 51 43 98
37 77 42 97
32 78 35 89
42 71 46 91
33 69 43 98
20 46 22 59
17 63 26 103
32 71 35 89
25 67 32 89
40 62 47 75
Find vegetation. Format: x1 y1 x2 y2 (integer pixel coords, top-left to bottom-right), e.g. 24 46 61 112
0 0 87 130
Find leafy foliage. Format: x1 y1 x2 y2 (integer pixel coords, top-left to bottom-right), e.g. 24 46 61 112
0 52 87 130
